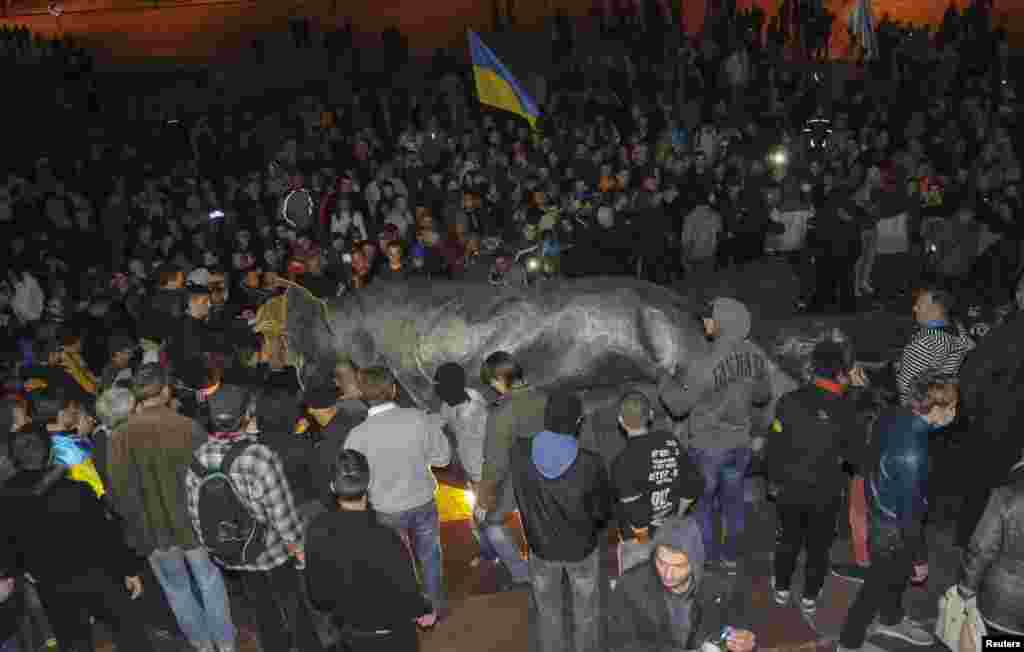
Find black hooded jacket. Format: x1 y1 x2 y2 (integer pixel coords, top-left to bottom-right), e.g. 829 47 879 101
608 517 750 652
507 392 614 562
3 469 143 586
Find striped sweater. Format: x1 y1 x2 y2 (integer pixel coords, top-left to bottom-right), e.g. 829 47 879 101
896 324 975 404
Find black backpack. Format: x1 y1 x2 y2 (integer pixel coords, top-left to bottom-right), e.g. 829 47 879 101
190 441 267 566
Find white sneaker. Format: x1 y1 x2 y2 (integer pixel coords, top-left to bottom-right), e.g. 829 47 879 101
800 594 819 615
770 577 790 606
874 618 935 647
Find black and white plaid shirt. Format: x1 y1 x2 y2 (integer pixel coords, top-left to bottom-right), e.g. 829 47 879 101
187 434 304 572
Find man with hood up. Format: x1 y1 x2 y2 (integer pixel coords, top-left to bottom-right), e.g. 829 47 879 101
607 515 757 652
658 297 774 572
507 390 613 652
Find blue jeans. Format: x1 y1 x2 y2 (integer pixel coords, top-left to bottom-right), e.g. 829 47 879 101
376 500 446 612
0 637 18 652
480 512 530 583
529 547 602 652
149 547 236 648
689 446 753 562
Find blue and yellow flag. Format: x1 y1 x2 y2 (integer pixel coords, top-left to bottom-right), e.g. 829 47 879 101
468 30 540 129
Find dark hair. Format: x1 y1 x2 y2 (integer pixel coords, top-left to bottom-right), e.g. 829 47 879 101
333 449 370 500
134 363 168 401
209 386 253 433
156 264 182 287
907 374 959 416
33 389 74 424
913 284 955 315
481 351 524 388
811 340 854 380
254 389 301 438
358 366 396 402
10 426 51 470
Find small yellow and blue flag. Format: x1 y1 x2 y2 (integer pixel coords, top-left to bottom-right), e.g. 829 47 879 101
468 30 540 129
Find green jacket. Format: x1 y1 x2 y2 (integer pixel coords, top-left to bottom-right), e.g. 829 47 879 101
478 386 547 513
108 405 207 555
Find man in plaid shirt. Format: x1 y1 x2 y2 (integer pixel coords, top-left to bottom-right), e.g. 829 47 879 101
187 384 323 652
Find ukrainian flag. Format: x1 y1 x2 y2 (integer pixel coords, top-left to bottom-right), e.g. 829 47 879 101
468 30 540 129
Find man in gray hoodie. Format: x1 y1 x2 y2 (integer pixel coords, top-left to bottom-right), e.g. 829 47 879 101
659 297 773 571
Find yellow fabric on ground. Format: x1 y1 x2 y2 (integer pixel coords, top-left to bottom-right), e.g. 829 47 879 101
436 483 473 522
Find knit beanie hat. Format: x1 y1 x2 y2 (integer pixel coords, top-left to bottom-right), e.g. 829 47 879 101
543 390 583 437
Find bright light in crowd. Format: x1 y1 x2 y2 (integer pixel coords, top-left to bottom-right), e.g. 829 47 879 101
525 256 542 273
464 489 476 508
769 148 788 166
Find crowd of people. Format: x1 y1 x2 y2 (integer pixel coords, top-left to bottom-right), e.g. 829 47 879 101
1 0 1024 651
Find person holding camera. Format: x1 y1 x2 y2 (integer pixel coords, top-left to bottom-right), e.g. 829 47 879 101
607 515 757 652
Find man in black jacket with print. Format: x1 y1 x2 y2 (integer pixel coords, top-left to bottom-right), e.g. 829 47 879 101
611 392 705 574
765 340 869 616
508 390 612 652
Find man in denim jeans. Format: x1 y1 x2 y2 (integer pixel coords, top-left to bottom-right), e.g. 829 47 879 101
508 391 613 652
345 367 451 619
110 364 236 652
837 375 959 652
475 352 547 587
659 298 774 571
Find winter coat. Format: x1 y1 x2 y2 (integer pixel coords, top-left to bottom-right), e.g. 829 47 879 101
508 431 613 562
960 462 1024 635
607 518 748 652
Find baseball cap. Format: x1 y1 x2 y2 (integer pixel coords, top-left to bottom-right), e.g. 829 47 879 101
434 363 470 406
543 390 584 436
108 334 138 356
208 385 251 431
304 385 339 411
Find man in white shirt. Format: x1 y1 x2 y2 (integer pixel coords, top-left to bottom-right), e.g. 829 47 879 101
345 366 451 618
